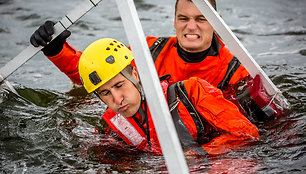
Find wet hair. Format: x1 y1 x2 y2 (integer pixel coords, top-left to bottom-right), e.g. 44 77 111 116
123 64 134 75
175 0 217 13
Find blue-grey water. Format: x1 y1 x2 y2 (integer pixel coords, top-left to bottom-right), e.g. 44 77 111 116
0 0 305 173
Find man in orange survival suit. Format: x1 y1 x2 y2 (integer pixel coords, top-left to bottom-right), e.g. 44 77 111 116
77 38 259 155
30 0 289 123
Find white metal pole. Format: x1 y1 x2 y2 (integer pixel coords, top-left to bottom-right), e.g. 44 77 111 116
115 0 189 173
192 0 279 96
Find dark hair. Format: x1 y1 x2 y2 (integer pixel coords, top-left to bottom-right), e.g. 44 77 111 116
123 64 134 75
175 0 217 13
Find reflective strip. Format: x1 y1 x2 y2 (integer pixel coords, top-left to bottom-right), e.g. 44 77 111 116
261 105 277 117
110 114 145 146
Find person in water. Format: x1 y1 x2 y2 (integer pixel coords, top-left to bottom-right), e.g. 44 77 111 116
76 38 259 155
30 0 290 125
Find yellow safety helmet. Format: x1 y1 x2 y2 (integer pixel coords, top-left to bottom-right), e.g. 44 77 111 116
79 38 134 93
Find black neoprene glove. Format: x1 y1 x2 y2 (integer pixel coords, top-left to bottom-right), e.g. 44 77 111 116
30 20 71 57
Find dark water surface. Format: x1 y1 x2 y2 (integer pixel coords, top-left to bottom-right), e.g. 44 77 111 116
0 0 305 173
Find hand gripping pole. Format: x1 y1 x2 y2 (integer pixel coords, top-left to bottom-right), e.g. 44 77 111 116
0 0 103 84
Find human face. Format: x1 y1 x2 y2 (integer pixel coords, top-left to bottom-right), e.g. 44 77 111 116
96 69 141 117
174 0 214 53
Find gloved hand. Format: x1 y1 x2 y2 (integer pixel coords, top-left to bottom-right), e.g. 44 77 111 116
30 20 71 57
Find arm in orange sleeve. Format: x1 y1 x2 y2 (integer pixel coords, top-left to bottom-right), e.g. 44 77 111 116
46 42 83 85
183 77 259 154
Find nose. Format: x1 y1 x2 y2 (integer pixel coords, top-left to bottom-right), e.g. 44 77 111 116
111 90 124 106
186 20 197 30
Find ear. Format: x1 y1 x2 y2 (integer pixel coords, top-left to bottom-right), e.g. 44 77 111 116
132 66 140 83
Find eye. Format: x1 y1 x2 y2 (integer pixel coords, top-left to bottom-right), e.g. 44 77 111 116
178 17 188 21
197 17 207 22
115 82 124 88
100 91 110 96
177 15 188 21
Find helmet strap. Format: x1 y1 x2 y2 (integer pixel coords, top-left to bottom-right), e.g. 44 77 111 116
93 91 105 103
120 70 145 101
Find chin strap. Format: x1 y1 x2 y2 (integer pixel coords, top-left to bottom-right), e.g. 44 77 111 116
137 99 151 150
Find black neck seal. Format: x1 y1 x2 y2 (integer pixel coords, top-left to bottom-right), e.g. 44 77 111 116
176 34 220 63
